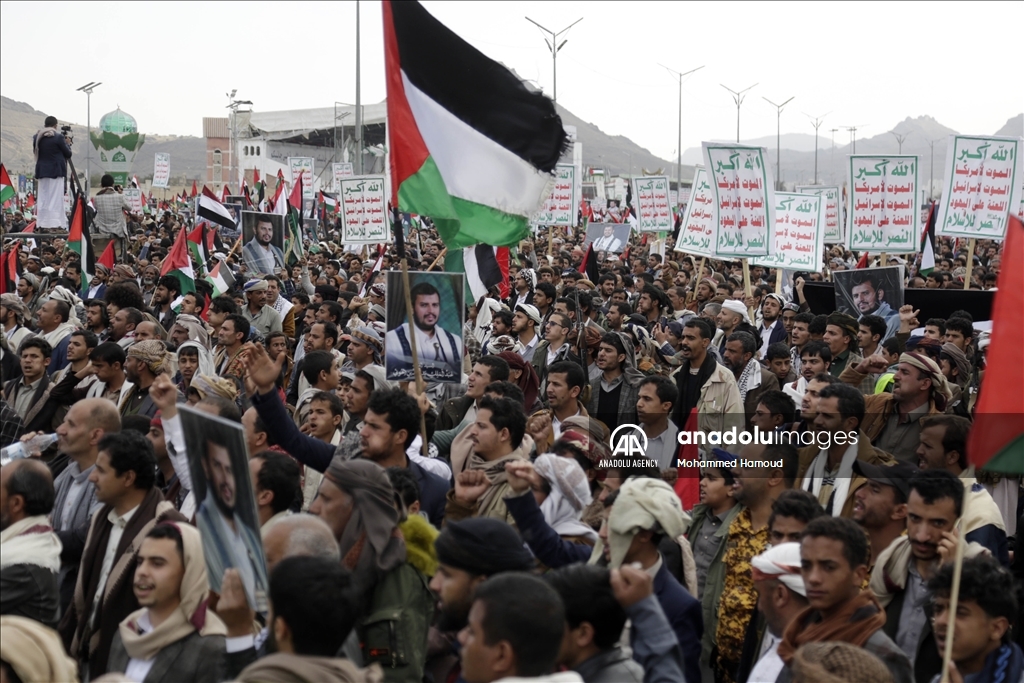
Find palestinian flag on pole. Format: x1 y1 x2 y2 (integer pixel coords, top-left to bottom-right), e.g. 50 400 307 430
919 201 937 277
0 164 14 204
187 224 212 277
206 259 235 297
320 190 337 216
197 187 237 231
67 195 96 296
285 176 306 267
221 184 231 202
97 239 116 273
968 214 1024 474
160 226 196 296
0 245 20 295
383 0 568 249
256 179 266 211
447 245 509 301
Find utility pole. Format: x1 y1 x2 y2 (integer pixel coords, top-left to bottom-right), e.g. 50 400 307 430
890 131 909 154
76 82 101 195
763 95 794 190
525 16 583 103
805 112 830 184
660 64 704 205
355 0 363 175
226 94 252 192
842 125 867 154
928 137 943 200
721 83 758 143
830 128 840 184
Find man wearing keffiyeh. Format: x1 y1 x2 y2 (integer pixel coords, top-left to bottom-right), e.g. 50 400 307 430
840 350 953 465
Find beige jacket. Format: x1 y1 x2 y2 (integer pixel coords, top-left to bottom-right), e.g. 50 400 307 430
687 361 745 434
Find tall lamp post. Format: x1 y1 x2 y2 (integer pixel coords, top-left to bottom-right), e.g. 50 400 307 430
721 83 758 143
829 128 840 184
227 94 252 191
660 64 704 207
76 82 101 195
525 16 583 103
763 95 795 190
890 131 909 154
805 112 830 184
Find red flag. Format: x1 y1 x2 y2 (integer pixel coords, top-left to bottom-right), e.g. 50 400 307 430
0 246 20 295
97 239 116 271
253 169 261 185
221 184 230 202
673 409 702 508
190 180 198 198
855 251 870 269
967 215 1024 474
26 193 35 208
577 241 600 283
288 174 303 211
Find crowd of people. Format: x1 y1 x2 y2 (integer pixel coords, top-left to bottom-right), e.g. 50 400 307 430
0 176 1021 683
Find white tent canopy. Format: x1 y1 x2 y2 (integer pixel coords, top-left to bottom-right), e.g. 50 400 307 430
246 101 387 141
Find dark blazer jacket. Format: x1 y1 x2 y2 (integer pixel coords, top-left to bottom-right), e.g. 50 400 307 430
34 130 72 179
107 629 225 683
437 395 474 432
3 376 59 435
741 366 780 429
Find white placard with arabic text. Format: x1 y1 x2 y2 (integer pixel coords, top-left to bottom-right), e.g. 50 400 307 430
937 136 1021 240
634 175 673 232
288 157 315 200
332 162 354 193
847 155 919 252
123 188 144 214
533 164 576 226
339 175 390 244
702 143 774 257
796 185 843 243
752 192 823 272
152 153 170 188
673 166 714 257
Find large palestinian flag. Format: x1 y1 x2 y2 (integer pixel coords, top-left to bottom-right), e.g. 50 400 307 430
383 0 568 249
968 214 1024 474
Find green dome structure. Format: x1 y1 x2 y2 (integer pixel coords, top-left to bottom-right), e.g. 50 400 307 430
90 106 145 186
98 108 138 134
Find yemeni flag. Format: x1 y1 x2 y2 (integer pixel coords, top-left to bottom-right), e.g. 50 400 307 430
206 259 235 297
383 0 568 249
270 182 286 215
447 245 509 300
285 177 306 266
67 195 96 296
968 214 1024 474
197 187 237 232
160 226 197 296
919 202 937 277
0 164 14 205
0 246 20 295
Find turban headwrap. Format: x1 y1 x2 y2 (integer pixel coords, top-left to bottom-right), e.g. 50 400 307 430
323 459 405 587
127 340 171 375
496 351 540 410
899 351 953 411
750 542 806 596
434 518 535 576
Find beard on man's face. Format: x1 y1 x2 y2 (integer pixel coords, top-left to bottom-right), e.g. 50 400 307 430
436 594 473 632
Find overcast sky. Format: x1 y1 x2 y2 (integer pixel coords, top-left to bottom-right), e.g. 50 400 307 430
2 1 1019 162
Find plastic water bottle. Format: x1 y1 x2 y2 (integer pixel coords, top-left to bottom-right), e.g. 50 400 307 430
0 434 59 467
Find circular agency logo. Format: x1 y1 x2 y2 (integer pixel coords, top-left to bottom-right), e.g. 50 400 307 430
601 424 659 469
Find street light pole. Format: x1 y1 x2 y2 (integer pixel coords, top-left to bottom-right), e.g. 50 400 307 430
805 112 830 184
928 137 943 200
660 64 704 207
76 82 101 195
525 16 583 103
830 128 840 184
355 0 363 175
890 131 909 154
721 83 758 143
763 96 794 190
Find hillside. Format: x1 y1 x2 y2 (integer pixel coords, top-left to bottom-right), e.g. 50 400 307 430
0 96 206 181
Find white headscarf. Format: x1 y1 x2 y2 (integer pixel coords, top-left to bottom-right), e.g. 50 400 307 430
534 454 598 542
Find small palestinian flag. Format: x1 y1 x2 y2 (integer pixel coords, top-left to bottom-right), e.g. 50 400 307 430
383 0 568 249
0 164 14 205
67 195 95 296
206 259 235 297
160 224 196 296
